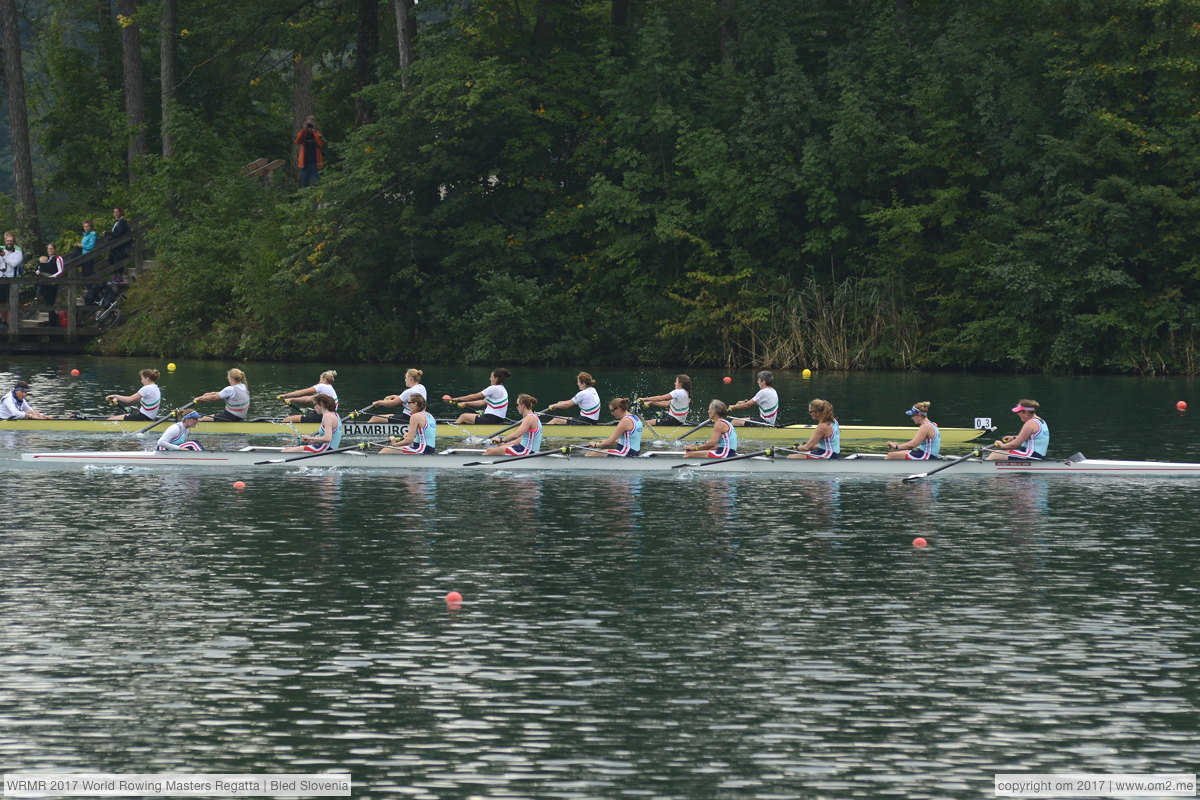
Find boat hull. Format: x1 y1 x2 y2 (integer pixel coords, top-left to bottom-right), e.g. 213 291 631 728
17 450 1200 477
0 418 990 444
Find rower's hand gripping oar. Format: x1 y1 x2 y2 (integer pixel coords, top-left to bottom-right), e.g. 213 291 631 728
342 404 377 422
672 447 775 468
902 450 982 482
135 401 194 435
254 439 391 465
462 445 573 467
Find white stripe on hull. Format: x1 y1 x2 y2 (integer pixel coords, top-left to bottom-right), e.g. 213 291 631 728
16 451 1200 477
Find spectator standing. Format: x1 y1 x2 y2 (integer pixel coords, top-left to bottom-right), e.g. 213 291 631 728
294 116 326 188
0 231 22 328
37 243 65 327
80 219 97 277
107 206 131 280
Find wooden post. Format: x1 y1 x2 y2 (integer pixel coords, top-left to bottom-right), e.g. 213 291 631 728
65 284 76 342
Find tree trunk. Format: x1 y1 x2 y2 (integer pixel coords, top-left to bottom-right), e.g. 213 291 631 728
532 0 555 55
611 0 630 28
160 0 177 159
0 0 39 246
119 0 146 183
717 0 736 65
292 55 312 180
355 0 379 127
393 0 412 90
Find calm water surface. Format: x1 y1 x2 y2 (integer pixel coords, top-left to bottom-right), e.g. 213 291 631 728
0 357 1198 799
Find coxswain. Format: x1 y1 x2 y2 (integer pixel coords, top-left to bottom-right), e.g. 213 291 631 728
727 370 779 427
683 399 738 459
787 398 840 459
379 394 438 454
640 374 691 426
156 411 204 450
0 380 50 420
987 399 1049 460
194 368 250 422
105 369 162 421
483 393 541 456
367 368 427 423
585 397 643 457
279 370 338 423
451 368 511 425
282 393 341 453
885 401 941 460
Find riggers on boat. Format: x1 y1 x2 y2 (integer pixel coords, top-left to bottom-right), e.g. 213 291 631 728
0 417 992 445
16 449 1200 477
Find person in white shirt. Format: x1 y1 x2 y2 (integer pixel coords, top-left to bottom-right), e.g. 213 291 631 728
36 243 65 327
641 374 692 426
546 372 601 424
0 381 51 420
279 370 339 423
728 370 780 427
0 231 22 328
194 368 250 422
450 368 511 425
105 369 163 421
368 368 428 423
156 411 204 450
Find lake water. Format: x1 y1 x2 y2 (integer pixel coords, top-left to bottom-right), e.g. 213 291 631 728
1 356 1198 799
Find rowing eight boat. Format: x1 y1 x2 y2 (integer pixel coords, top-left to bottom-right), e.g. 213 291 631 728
0 418 992 444
16 450 1200 477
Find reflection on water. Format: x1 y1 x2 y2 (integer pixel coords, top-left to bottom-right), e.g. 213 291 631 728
2 443 1200 795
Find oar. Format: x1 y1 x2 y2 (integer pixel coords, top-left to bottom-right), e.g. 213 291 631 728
254 439 390 465
462 445 572 467
902 450 982 482
731 416 774 427
135 401 193 434
672 447 775 468
666 419 712 444
340 404 376 422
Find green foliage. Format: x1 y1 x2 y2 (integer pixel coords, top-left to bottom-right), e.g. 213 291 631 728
14 0 1200 373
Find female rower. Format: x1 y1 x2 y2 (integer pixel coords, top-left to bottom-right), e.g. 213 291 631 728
194 368 250 422
367 368 427 423
885 401 941 460
787 398 840 459
156 411 203 451
105 369 162 421
379 394 437 454
451 368 511 425
282 394 341 453
279 370 338 423
728 370 779 427
586 397 643 457
986 399 1049 460
0 381 50 420
483 393 541 456
683 400 737 459
641 374 691 426
547 372 601 424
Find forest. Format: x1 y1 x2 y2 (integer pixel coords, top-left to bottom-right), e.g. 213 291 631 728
2 0 1200 373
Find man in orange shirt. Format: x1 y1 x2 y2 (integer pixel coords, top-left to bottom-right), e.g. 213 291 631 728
294 115 326 188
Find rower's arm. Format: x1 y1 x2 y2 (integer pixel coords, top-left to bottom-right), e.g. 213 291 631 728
497 418 532 444
451 391 485 405
106 391 141 404
590 418 629 448
685 428 721 452
376 395 403 408
549 398 577 411
727 398 754 412
793 422 828 452
193 391 222 403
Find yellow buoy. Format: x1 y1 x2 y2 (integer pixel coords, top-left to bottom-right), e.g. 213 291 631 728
167 362 177 371
802 368 812 379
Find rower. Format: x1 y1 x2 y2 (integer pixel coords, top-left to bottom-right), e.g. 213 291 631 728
787 398 839 459
546 372 601 424
987 399 1049 460
379 394 437 454
156 411 204 450
885 402 941 460
451 368 511 425
641 374 691 426
683 399 737 459
282 394 341 453
727 370 779 427
0 380 50 420
367 368 427 423
105 369 162 421
194 368 250 422
586 397 643 457
279 370 338 423
483 393 541 456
